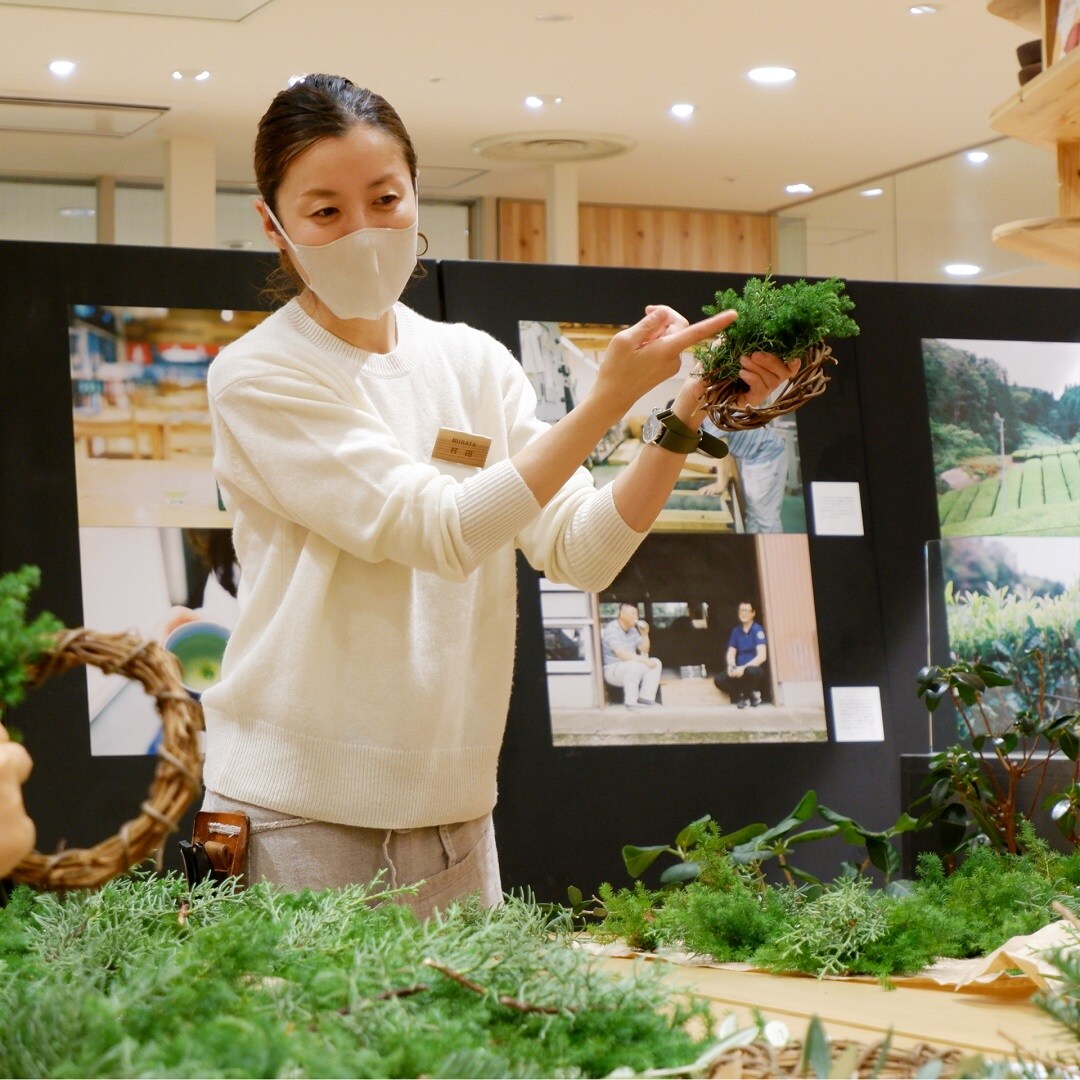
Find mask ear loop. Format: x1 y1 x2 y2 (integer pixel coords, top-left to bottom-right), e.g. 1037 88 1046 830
262 202 296 255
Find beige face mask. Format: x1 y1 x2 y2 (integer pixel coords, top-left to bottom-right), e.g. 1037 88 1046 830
264 203 418 321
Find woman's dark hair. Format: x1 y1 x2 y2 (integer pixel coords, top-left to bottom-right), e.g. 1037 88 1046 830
254 74 421 303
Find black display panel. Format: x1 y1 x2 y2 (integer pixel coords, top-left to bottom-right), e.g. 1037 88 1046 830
0 240 441 875
441 261 894 899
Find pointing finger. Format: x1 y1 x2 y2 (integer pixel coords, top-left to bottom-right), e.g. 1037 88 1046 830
665 309 737 354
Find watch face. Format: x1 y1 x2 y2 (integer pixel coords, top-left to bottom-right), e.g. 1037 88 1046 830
642 410 661 444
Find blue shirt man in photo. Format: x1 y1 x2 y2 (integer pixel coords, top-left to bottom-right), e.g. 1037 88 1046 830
713 600 769 708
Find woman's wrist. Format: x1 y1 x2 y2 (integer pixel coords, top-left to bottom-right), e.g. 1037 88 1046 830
669 379 707 432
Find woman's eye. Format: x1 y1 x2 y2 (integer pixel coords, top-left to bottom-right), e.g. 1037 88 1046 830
312 207 338 218
376 193 399 206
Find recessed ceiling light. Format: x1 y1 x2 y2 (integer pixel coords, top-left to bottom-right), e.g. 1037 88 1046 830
48 60 76 77
860 187 885 197
785 183 813 195
220 309 234 322
748 66 796 84
525 96 544 108
288 74 307 87
944 263 980 276
670 103 695 119
910 3 941 13
966 150 989 164
171 69 210 81
58 206 95 218
535 12 572 20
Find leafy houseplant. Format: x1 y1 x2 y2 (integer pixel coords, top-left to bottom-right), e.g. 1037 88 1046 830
916 652 1080 856
575 809 1080 982
692 274 860 430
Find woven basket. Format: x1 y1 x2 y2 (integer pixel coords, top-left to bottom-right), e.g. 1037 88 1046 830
700 341 837 431
705 1037 967 1077
9 628 203 890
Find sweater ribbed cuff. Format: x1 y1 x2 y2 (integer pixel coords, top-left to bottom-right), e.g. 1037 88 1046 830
564 483 648 588
457 458 541 565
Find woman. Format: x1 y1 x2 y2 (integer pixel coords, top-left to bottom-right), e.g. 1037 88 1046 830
199 74 794 916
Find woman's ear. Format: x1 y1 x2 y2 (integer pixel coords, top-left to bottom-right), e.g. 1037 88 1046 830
254 198 286 252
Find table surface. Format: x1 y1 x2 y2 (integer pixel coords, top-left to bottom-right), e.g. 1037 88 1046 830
594 955 1075 1063
76 456 231 529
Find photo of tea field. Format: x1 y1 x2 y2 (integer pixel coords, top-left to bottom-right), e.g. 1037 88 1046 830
923 338 1080 537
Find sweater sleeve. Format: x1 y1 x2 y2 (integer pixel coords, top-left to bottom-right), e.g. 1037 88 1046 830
210 366 541 582
494 346 648 592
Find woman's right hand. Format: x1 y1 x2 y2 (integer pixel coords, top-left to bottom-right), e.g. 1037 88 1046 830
594 306 737 417
0 726 35 877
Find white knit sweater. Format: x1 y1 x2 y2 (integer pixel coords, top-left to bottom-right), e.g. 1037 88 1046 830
201 300 646 828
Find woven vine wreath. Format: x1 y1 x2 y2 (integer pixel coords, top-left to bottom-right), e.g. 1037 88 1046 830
697 340 838 431
9 628 203 890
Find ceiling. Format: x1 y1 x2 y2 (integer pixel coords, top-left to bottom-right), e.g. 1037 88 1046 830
0 0 1042 213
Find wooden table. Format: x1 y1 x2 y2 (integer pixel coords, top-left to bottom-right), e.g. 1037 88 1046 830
75 457 231 528
594 955 1075 1063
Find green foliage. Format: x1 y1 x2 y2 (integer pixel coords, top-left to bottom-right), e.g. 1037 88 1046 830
917 649 1080 855
581 810 1080 982
941 583 1079 721
0 872 713 1079
754 877 891 979
0 565 62 713
929 419 994 477
653 879 794 963
692 275 859 381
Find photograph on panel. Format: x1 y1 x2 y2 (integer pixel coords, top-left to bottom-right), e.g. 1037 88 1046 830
520 320 807 534
922 337 1080 538
69 305 266 530
543 532 828 748
78 525 238 756
927 534 1079 747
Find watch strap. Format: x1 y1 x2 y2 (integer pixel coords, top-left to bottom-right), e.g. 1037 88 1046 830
655 409 729 459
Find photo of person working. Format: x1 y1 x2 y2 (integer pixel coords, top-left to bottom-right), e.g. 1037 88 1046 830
714 600 769 708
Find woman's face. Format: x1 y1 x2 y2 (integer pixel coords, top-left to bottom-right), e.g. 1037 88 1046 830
263 123 417 249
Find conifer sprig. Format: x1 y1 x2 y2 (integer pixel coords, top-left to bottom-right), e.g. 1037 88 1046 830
694 274 859 381
0 566 62 713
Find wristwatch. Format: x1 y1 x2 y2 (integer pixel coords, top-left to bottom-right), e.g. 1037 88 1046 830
641 408 729 459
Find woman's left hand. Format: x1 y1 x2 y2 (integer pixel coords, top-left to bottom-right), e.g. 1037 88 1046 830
733 351 800 407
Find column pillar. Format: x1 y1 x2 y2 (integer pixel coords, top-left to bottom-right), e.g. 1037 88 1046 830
545 162 579 265
165 137 216 248
96 175 116 244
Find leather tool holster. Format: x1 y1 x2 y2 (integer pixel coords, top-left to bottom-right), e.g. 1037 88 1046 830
179 810 249 887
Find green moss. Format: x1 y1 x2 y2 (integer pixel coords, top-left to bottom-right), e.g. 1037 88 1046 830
693 274 859 381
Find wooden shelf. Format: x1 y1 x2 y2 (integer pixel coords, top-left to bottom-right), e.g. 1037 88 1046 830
989 46 1080 149
992 215 1080 268
987 0 1043 34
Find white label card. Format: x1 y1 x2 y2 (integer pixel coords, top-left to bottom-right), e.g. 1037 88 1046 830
810 481 865 536
830 686 885 743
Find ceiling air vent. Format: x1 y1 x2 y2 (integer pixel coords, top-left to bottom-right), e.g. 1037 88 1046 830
472 131 635 163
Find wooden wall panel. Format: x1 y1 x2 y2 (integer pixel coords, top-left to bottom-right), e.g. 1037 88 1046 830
756 533 822 684
498 198 776 272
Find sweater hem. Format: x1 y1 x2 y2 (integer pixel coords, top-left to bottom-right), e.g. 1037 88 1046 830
203 716 501 830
